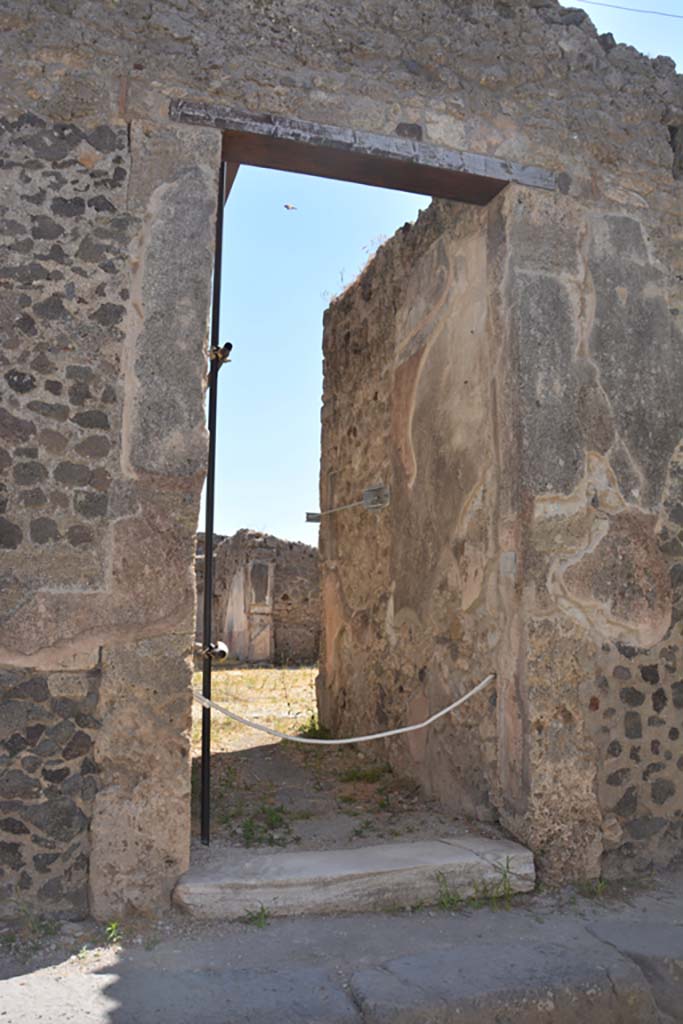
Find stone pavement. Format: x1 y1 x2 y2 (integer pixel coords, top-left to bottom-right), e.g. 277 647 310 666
2 871 683 1023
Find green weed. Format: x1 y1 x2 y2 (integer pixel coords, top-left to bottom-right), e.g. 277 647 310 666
351 818 376 839
215 765 237 796
436 856 516 913
105 921 122 945
241 803 294 847
20 910 60 941
298 713 331 740
577 877 608 900
0 909 60 958
339 763 390 784
0 931 18 954
241 817 258 846
493 857 514 910
241 904 270 928
469 858 515 911
436 872 462 912
469 881 487 910
262 804 287 830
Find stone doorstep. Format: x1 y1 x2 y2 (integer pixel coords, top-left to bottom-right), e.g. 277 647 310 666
172 836 535 919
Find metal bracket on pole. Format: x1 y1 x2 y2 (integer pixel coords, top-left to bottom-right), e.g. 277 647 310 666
209 342 233 367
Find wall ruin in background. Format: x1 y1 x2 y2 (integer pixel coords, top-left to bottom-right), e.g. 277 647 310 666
196 531 320 666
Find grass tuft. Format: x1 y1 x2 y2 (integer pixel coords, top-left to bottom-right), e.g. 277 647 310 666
436 872 462 911
339 763 390 784
576 877 608 900
241 802 293 847
297 712 331 740
105 921 122 945
241 904 270 928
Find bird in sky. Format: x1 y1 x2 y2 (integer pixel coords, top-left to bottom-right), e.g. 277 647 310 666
284 203 297 211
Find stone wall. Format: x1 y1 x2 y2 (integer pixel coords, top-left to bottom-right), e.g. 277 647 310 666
319 201 501 825
272 539 321 666
1 0 681 913
197 531 320 666
319 182 683 882
0 112 220 917
0 666 99 917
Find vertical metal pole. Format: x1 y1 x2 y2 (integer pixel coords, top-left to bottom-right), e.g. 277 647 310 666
201 161 227 846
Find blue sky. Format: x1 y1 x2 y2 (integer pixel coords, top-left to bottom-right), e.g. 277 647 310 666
203 1 681 544
206 175 428 542
561 2 682 64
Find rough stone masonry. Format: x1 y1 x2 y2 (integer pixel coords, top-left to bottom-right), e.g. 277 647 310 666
0 0 681 918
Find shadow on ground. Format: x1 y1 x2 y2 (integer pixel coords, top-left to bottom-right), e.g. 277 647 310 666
3 874 683 1023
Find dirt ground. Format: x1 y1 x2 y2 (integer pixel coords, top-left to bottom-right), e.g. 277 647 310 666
189 665 490 857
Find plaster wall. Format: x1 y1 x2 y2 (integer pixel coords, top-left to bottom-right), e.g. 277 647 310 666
0 0 681 913
319 201 499 827
320 185 683 881
225 568 255 662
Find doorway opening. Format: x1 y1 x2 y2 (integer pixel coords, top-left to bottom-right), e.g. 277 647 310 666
171 102 557 912
191 165 443 859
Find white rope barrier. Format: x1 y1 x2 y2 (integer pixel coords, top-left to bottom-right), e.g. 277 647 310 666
193 672 495 746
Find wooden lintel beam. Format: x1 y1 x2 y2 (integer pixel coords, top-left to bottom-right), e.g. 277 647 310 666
222 160 240 204
171 99 559 205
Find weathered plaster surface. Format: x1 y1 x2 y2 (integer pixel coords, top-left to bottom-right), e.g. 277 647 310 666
500 189 683 878
320 202 501 826
320 183 683 881
89 635 193 919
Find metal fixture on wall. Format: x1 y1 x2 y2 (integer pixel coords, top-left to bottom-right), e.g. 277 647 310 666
306 484 390 523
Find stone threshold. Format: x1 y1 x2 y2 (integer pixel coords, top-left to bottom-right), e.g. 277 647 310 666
172 836 535 919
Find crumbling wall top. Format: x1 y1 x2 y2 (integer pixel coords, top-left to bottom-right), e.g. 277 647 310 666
2 1 681 192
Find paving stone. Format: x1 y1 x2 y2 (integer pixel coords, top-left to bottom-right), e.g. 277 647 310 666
587 919 683 1022
349 936 658 1024
6 874 683 1024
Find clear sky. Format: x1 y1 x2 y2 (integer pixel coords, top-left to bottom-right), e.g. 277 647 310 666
206 174 429 543
203 1 681 544
560 2 682 65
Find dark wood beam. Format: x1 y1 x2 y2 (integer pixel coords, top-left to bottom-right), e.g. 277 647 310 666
171 100 558 206
223 161 240 204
